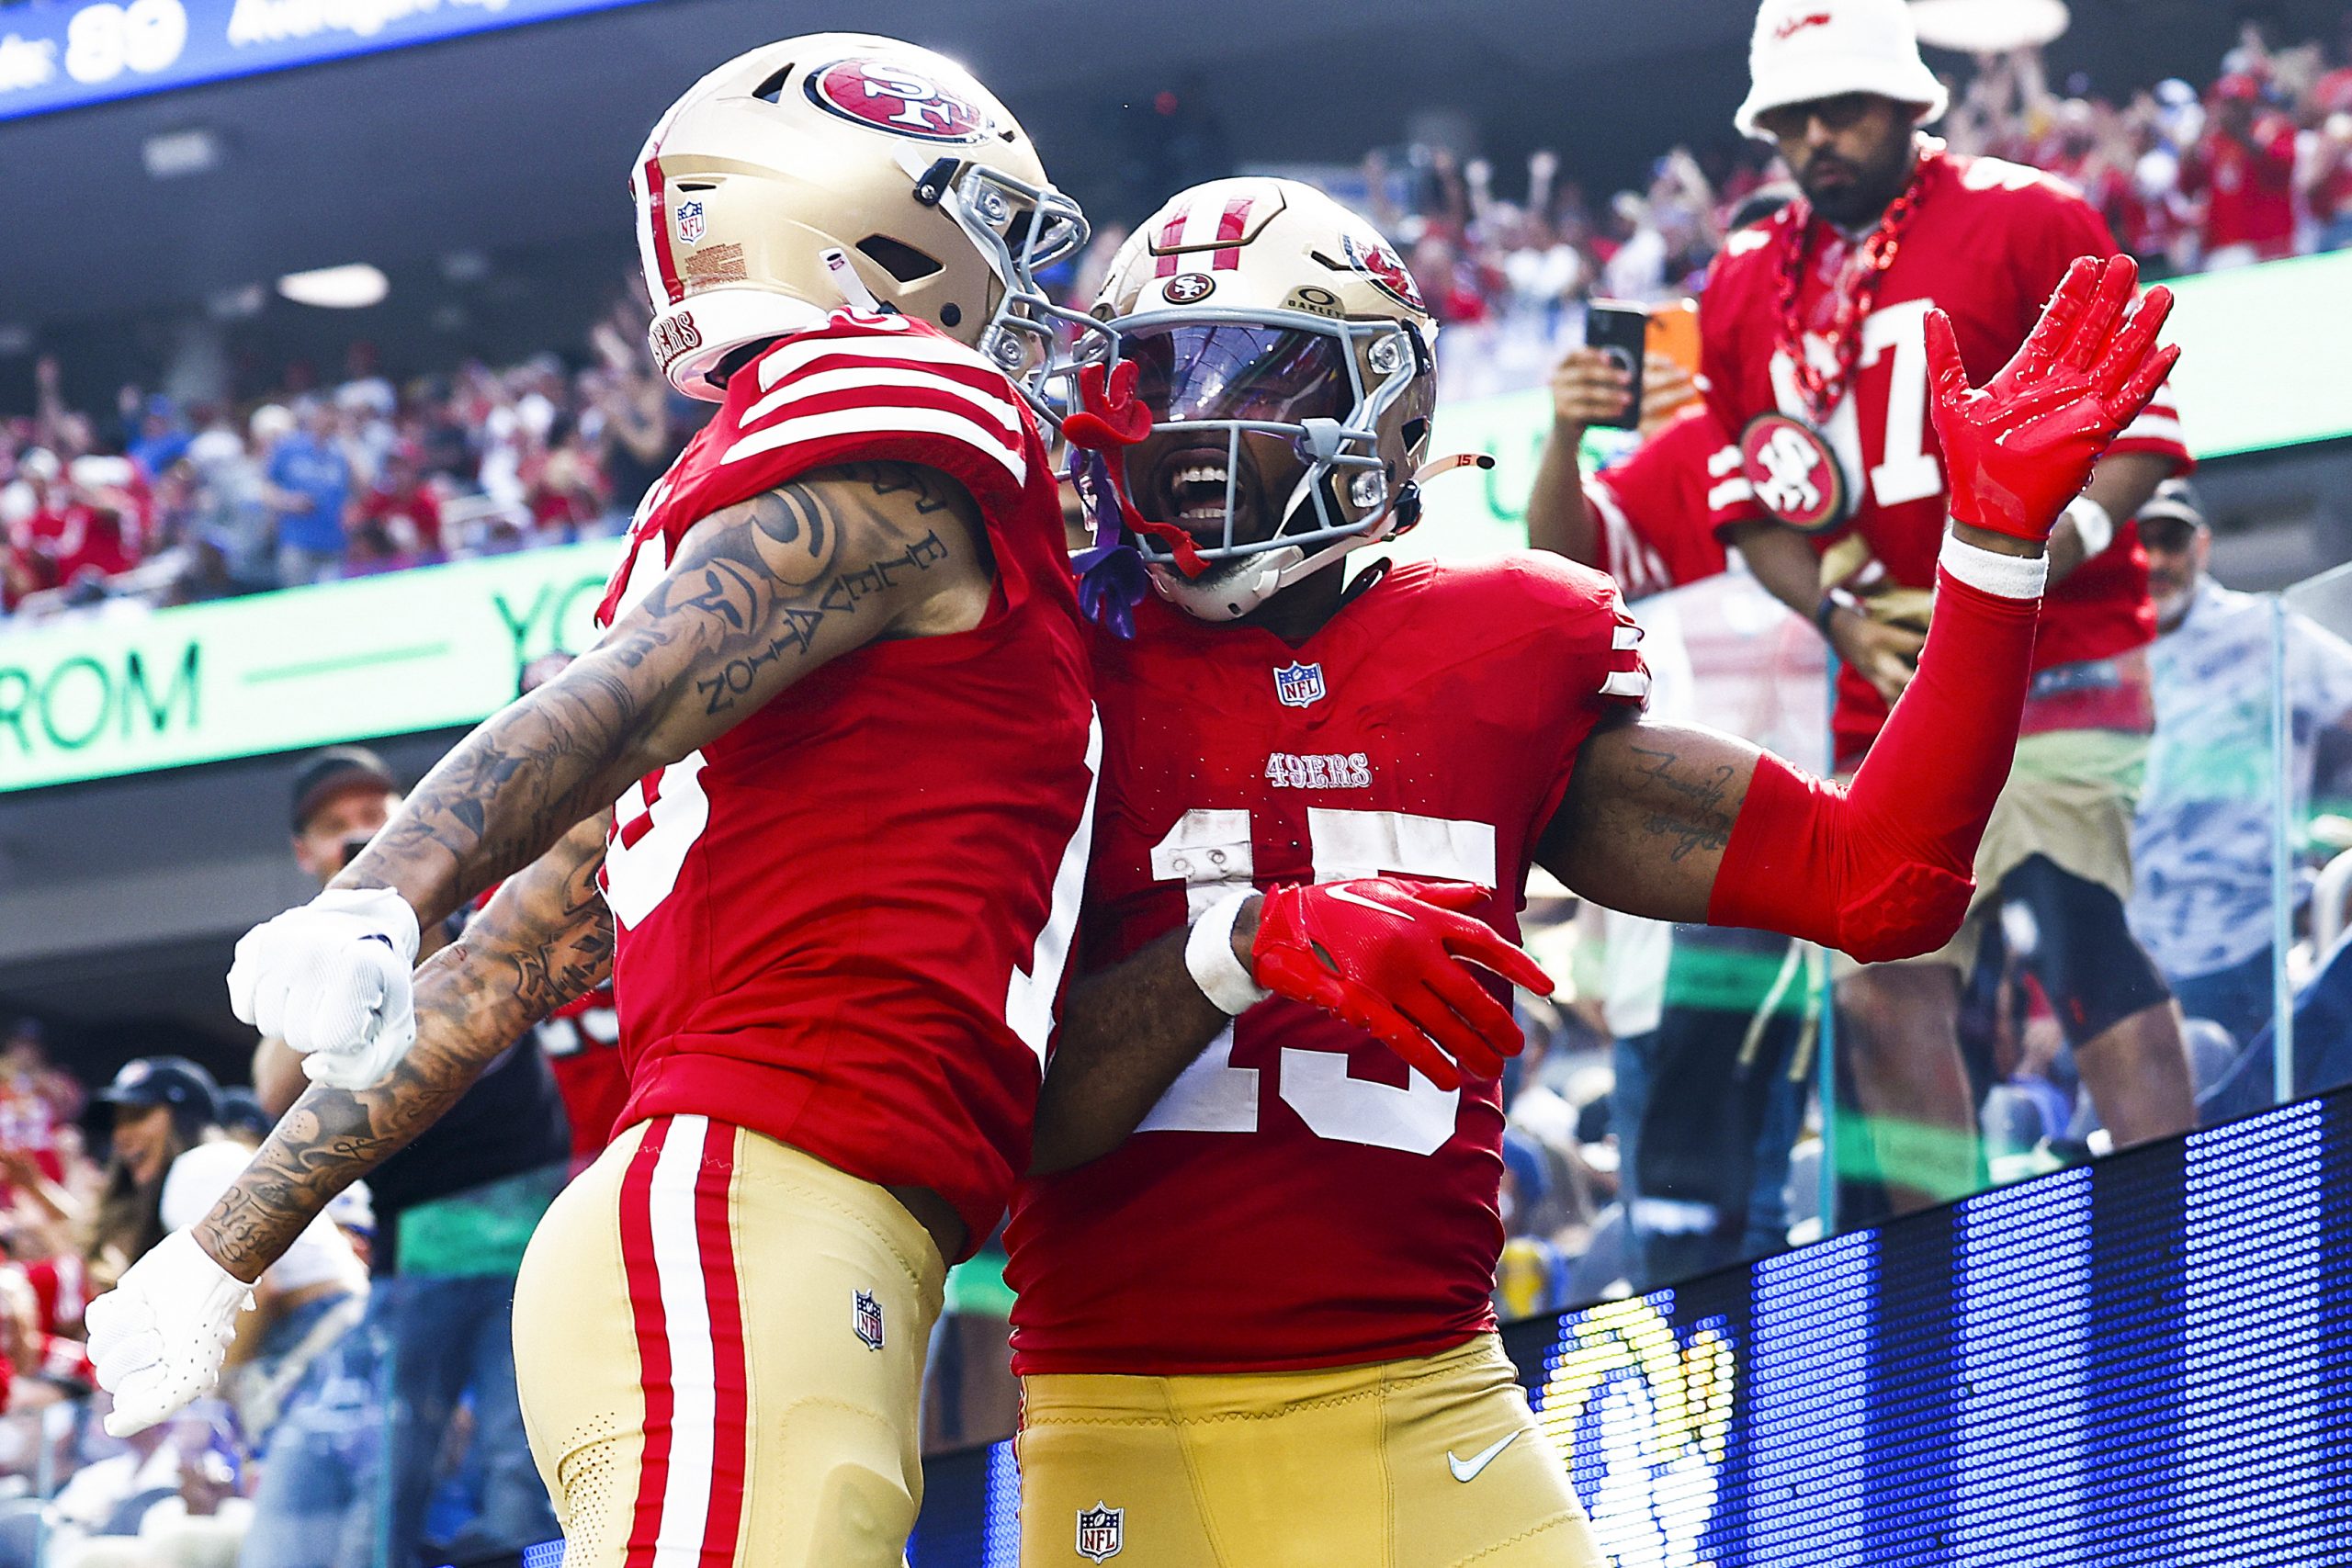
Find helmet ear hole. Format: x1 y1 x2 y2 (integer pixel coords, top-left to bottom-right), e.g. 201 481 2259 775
855 235 944 283
751 64 796 104
1400 416 1430 450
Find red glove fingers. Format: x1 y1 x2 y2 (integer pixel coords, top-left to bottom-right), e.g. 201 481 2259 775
1249 878 1554 1090
1927 254 2177 543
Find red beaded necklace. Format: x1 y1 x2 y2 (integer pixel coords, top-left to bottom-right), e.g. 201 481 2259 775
1773 145 1939 424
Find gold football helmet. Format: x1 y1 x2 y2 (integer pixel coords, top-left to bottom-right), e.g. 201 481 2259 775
632 34 1091 402
1086 176 1439 620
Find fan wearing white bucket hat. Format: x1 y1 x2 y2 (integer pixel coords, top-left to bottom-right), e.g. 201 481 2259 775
1703 0 2202 1214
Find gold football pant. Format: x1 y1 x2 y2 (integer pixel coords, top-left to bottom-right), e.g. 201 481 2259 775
512 1114 946 1568
1016 1333 1604 1568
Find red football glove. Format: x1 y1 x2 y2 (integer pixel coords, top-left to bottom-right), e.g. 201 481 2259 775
1250 878 1555 1091
1925 254 2180 543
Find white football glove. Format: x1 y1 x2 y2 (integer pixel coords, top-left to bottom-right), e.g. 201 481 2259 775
85 1231 254 1438
228 886 422 1089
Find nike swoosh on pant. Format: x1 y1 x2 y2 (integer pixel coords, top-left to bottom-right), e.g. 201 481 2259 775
1446 1428 1524 1483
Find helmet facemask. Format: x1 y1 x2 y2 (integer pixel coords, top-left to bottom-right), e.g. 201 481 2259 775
911 153 1109 413
1088 305 1431 620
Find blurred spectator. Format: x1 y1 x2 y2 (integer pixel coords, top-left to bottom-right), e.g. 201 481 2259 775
254 749 567 1566
2180 73 2299 267
2128 480 2352 1046
262 401 351 588
345 445 444 575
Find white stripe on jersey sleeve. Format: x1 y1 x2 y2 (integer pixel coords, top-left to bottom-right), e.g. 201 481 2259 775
750 326 1009 394
1707 442 1747 478
720 404 1029 484
1586 479 1661 601
1706 477 1755 511
740 366 1023 437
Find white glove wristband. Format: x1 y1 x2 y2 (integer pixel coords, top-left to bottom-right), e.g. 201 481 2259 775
1940 533 2050 601
1185 890 1271 1016
2063 494 2116 560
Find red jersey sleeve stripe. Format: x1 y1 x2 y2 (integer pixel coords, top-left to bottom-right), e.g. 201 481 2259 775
720 404 1029 484
741 366 1024 437
746 326 1020 402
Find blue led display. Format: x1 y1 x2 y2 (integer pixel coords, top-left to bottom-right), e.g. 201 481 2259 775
528 1091 2352 1564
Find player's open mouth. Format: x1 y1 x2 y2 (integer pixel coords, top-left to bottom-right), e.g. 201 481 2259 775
1149 446 1254 541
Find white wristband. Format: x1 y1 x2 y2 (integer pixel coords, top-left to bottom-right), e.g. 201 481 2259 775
1185 890 1270 1016
1939 533 2049 601
2062 495 2116 560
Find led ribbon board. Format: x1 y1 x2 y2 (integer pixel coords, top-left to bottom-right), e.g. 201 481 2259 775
0 0 655 123
899 1090 2352 1564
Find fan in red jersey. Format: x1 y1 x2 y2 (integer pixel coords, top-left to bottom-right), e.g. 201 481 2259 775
90 34 1102 1568
1706 0 2198 1213
1007 171 2178 1566
1525 187 1796 600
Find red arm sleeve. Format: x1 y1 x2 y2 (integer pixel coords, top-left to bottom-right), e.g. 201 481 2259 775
1704 561 2040 961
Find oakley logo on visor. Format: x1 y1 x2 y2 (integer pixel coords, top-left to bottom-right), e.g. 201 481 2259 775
805 59 994 143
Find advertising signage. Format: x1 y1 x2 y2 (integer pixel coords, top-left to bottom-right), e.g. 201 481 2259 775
0 539 615 792
0 0 652 123
900 1092 2352 1565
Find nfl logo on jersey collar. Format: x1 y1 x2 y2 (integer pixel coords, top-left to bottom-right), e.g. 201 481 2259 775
1272 661 1326 708
1077 1503 1124 1562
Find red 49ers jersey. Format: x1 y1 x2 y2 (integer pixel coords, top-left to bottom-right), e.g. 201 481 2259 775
592 310 1096 1255
1584 404 1737 601
1702 149 2190 758
537 985 626 1168
1006 555 1647 1374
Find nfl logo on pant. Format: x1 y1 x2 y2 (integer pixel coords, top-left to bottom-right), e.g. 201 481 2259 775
1076 1503 1124 1562
853 1289 885 1350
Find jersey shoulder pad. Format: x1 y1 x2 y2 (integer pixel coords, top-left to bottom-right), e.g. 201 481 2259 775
1436 555 1650 706
707 309 1035 500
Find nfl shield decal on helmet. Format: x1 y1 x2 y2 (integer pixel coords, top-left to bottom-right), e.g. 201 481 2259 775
804 57 994 143
1273 661 1327 708
674 199 707 244
1076 1503 1124 1562
854 1289 885 1350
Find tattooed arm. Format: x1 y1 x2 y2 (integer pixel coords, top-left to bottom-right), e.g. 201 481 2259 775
337 460 991 928
196 811 615 1283
1535 711 1760 923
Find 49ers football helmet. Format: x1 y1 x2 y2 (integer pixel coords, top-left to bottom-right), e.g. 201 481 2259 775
1087 177 1438 621
632 34 1092 403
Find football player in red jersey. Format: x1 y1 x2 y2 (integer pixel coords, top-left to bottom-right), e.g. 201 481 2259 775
1007 175 2177 1566
86 35 1108 1567
1704 0 2198 1212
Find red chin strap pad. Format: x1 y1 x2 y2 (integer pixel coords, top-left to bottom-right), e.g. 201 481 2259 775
1706 570 2041 964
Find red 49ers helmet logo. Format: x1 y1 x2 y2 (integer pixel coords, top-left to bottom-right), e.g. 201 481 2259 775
1739 412 1849 534
1341 233 1427 312
805 58 994 143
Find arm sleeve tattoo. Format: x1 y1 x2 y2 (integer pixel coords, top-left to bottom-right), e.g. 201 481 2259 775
336 461 982 928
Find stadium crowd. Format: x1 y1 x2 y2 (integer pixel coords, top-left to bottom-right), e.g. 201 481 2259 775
9 24 2352 620
6 10 2352 1565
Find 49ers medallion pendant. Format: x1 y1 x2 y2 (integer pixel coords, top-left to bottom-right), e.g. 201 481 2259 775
1738 412 1849 534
